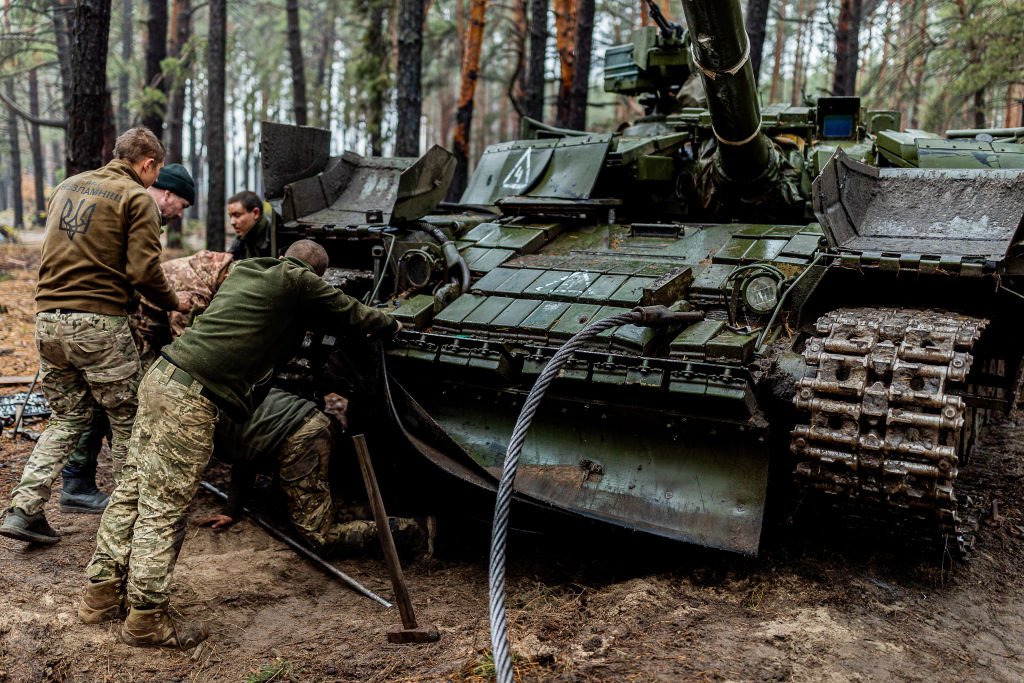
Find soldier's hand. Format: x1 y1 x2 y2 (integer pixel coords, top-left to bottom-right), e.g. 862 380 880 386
197 513 236 529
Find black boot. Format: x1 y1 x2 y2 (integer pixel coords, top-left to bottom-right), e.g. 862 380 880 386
61 465 110 514
0 507 60 544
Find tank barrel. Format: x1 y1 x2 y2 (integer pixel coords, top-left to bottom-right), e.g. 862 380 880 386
678 0 773 182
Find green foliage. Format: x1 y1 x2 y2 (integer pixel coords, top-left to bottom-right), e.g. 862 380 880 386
341 0 393 145
854 0 1024 130
245 658 294 683
472 651 497 679
922 0 1024 128
935 0 1024 92
135 85 168 120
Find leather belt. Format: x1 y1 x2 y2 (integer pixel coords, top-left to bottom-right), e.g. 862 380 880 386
154 356 220 405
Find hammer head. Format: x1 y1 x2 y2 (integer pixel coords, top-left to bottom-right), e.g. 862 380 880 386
387 624 441 644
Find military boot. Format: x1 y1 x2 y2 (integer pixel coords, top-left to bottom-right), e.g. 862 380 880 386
60 464 110 514
393 516 436 562
0 507 60 544
119 605 208 649
326 516 436 562
78 577 126 624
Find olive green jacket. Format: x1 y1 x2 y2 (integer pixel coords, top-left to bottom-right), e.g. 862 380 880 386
164 256 397 420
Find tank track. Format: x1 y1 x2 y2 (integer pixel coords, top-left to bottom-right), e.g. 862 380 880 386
790 308 987 555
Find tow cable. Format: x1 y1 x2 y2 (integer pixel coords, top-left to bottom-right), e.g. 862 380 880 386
486 306 704 683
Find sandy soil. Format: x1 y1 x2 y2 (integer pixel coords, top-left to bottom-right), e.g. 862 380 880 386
2 241 1024 682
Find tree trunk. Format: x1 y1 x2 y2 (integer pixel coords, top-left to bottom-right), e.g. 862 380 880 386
67 0 112 177
364 0 389 156
553 0 576 127
908 0 927 128
167 0 191 164
187 77 202 220
512 0 527 124
49 138 60 185
396 0 425 156
51 0 73 112
447 0 487 202
206 0 227 250
972 89 986 129
0 152 6 212
790 0 810 106
244 93 254 187
165 0 191 248
745 0 771 85
525 0 547 121
768 0 786 102
103 90 116 163
1006 83 1024 128
144 0 168 139
28 69 45 223
4 80 24 229
118 0 132 131
286 0 308 126
567 0 593 130
313 5 338 128
832 0 862 96
869 1 895 102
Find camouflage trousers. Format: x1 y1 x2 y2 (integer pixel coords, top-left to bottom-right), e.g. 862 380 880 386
277 409 339 548
275 415 423 556
10 312 141 516
87 360 218 607
65 345 158 471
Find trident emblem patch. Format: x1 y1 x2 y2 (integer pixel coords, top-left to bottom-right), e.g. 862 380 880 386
59 198 97 239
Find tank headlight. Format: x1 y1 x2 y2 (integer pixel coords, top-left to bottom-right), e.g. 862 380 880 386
743 275 779 314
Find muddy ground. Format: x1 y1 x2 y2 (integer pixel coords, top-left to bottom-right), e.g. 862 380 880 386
2 240 1024 682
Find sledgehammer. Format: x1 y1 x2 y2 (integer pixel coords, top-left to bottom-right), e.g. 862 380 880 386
352 433 441 644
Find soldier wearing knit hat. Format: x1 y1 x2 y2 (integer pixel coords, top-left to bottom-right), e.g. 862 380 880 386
148 163 195 223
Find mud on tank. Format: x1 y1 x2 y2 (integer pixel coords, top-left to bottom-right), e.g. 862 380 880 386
259 0 1024 558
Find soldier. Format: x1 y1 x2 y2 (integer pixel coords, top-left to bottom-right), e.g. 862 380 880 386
60 163 199 515
147 162 195 225
226 190 274 259
79 240 401 649
0 128 189 545
199 387 434 559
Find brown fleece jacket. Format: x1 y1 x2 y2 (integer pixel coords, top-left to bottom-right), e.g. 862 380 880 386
35 160 178 315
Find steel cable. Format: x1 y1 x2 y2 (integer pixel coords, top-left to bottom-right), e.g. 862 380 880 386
488 311 640 683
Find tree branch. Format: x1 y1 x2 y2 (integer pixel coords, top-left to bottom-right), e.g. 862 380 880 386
0 88 66 128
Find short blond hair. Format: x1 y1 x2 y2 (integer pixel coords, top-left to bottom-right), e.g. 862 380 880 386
113 127 165 164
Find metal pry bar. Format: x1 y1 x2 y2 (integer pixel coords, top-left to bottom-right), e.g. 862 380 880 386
199 480 392 608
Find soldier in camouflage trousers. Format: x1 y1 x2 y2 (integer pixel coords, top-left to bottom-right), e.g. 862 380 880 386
199 388 434 559
60 248 230 515
79 240 401 649
0 128 187 546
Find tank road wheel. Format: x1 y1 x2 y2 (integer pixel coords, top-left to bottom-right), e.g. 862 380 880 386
789 308 988 557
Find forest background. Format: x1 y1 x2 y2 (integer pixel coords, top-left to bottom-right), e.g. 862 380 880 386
0 0 1022 250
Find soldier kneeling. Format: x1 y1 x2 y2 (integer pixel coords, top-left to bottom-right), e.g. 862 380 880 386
198 387 435 561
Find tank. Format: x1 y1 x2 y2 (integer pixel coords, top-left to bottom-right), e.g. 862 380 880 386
260 0 1024 556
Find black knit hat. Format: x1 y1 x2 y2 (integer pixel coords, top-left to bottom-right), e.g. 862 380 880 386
153 163 195 205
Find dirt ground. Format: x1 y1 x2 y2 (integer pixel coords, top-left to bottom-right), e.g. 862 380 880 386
2 240 1024 682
